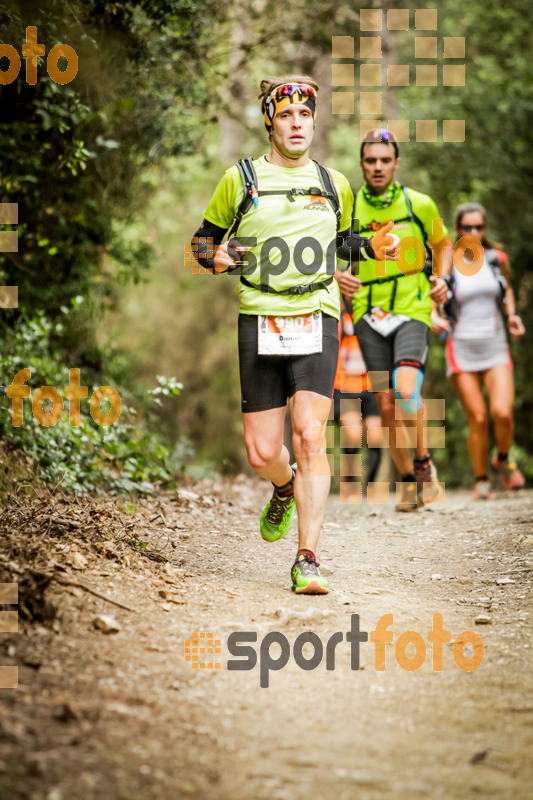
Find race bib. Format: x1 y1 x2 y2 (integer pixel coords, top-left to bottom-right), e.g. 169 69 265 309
363 306 411 337
258 313 323 355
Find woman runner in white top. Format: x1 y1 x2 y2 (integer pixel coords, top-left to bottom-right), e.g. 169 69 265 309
434 203 525 500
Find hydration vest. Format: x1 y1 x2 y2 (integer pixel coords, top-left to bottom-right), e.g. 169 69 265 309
228 157 340 296
354 185 433 313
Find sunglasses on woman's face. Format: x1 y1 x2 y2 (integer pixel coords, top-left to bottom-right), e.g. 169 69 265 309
461 224 485 232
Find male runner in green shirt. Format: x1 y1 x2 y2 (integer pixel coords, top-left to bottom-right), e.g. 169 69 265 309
336 128 452 511
192 80 398 592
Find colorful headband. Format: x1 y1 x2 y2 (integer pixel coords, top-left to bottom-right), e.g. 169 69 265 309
263 83 317 131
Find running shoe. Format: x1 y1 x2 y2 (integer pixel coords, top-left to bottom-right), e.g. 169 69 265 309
395 480 420 512
291 552 329 594
491 455 525 491
473 480 491 500
415 456 441 504
260 466 296 542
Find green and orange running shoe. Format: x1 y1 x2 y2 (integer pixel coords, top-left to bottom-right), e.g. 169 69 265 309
291 551 329 595
260 466 296 542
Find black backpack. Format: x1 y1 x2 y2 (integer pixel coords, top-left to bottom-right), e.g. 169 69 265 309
228 157 341 296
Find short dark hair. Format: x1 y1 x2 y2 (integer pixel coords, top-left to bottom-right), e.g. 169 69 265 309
360 128 399 159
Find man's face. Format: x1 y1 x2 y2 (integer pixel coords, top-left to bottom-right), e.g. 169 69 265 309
270 104 314 159
360 142 399 194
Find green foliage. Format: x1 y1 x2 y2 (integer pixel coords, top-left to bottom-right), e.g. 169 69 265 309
0 0 229 489
0 308 184 494
0 0 229 341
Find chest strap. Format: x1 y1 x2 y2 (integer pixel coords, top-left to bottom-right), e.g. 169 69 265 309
240 275 333 295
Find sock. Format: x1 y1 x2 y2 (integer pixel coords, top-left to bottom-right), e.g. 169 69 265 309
401 470 416 482
476 475 488 482
497 452 508 463
296 548 315 561
274 468 295 496
366 447 382 483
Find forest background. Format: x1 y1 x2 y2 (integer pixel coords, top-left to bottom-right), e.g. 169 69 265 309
0 0 531 494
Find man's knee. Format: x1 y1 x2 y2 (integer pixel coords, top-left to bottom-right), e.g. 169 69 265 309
392 366 424 411
292 428 316 459
245 438 282 470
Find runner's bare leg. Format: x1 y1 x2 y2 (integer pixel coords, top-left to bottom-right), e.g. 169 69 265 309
242 406 293 487
289 391 331 553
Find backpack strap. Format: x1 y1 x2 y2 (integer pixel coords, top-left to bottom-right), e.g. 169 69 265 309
313 161 341 233
484 248 508 304
228 157 258 239
401 186 428 244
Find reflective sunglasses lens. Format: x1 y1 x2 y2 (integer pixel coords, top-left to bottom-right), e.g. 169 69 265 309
276 84 316 100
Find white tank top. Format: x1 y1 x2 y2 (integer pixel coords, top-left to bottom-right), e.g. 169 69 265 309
452 255 504 340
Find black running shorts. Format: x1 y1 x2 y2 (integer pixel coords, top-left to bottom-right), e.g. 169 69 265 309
354 317 430 389
332 388 379 423
238 313 339 413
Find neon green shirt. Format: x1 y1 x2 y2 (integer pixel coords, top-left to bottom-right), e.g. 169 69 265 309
204 156 353 319
352 185 449 327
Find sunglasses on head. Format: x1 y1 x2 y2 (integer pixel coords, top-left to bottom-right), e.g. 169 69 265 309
268 83 317 103
368 128 395 141
461 224 485 232
360 128 399 157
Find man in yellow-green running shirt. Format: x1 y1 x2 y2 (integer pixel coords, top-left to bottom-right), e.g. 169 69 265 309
337 128 452 511
192 79 398 593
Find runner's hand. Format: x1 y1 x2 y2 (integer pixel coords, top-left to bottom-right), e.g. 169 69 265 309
334 268 362 299
431 308 450 334
370 220 400 261
429 275 448 304
507 314 525 340
213 241 250 273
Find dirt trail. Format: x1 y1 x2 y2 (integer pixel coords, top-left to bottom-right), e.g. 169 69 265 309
0 483 532 800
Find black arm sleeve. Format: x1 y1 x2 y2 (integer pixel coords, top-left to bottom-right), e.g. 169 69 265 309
191 219 228 272
336 228 375 270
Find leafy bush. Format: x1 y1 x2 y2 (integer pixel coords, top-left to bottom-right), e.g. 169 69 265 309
0 307 184 494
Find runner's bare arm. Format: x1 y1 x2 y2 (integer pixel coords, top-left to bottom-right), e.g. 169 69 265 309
504 283 526 340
